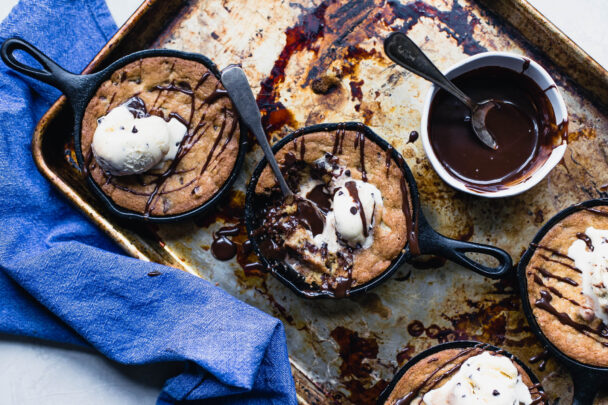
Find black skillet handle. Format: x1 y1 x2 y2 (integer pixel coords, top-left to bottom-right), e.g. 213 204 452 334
417 217 512 279
571 369 601 405
1 37 91 104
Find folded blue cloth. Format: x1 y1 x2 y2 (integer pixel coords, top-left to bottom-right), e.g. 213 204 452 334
0 1 296 403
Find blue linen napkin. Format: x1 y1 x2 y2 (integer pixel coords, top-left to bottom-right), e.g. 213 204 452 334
0 1 296 403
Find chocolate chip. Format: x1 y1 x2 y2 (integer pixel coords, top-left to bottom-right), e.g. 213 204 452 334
132 126 138 133
492 390 500 396
350 207 358 215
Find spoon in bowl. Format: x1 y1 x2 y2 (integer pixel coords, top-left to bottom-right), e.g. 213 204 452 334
384 32 498 150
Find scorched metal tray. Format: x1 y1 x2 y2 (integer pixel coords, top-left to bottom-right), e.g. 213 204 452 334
30 0 608 403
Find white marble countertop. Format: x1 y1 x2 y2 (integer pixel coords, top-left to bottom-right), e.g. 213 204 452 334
0 0 607 403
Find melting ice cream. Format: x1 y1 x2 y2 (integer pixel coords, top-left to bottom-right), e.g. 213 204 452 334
297 165 383 252
413 352 532 405
568 226 608 324
91 100 186 176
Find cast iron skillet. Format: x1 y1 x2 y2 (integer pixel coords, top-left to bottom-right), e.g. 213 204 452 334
377 340 545 404
244 122 512 298
0 37 247 223
518 198 608 404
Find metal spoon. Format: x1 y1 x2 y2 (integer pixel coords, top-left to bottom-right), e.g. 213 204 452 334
221 65 293 196
384 32 498 150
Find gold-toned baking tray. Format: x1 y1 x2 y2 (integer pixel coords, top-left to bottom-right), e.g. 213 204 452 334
31 0 608 403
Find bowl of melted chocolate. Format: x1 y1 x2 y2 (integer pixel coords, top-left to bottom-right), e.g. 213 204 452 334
421 52 568 197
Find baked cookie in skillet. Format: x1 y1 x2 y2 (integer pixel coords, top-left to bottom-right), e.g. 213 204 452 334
526 205 608 366
385 345 545 405
81 56 240 216
253 128 411 295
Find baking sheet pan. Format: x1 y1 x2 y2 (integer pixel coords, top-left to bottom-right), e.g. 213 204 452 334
31 0 608 403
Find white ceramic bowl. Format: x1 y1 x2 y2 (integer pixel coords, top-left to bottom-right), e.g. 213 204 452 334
420 52 568 198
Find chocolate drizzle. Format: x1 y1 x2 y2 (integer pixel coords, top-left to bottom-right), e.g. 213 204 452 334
400 175 419 255
332 127 346 155
528 240 608 346
537 253 581 273
530 243 572 261
92 70 236 216
385 146 394 177
535 290 608 344
530 272 581 306
533 266 578 286
353 132 367 181
529 349 550 371
576 232 594 251
345 181 368 238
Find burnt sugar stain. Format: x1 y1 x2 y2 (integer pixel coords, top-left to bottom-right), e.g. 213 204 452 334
255 0 488 137
349 79 365 102
330 326 389 403
255 1 330 135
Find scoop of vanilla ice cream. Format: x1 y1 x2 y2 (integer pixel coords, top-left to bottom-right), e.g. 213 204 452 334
567 227 608 324
419 351 532 405
333 180 382 248
91 104 187 176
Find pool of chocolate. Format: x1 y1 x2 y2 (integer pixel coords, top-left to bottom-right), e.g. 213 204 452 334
428 66 566 192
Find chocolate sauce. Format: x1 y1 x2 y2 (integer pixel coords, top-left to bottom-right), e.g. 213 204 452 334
385 146 394 177
407 130 419 143
538 253 581 273
124 96 147 118
576 232 594 251
533 266 578 286
534 290 608 344
428 66 566 192
295 198 325 236
332 127 346 155
529 349 550 371
531 272 581 306
531 243 572 261
400 176 419 254
345 181 368 237
211 225 240 261
354 132 367 181
306 184 332 213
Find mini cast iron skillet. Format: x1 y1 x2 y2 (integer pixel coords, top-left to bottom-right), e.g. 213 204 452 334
518 199 608 404
244 122 512 298
0 38 247 222
377 340 545 404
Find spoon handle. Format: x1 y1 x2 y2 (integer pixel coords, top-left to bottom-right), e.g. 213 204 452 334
384 32 477 111
221 65 293 196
